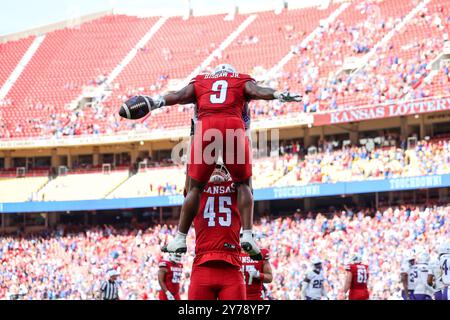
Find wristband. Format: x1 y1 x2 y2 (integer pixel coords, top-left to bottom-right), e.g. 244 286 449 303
151 96 166 110
273 91 282 99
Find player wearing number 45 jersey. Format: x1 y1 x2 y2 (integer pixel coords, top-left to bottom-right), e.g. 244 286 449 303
343 254 370 300
188 164 246 300
158 253 183 300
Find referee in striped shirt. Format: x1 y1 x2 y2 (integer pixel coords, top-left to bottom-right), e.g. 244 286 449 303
100 269 120 300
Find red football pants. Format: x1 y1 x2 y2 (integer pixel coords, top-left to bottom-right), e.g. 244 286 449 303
188 117 252 183
349 289 369 300
188 261 246 300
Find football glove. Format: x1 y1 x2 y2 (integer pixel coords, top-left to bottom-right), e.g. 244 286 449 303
273 91 302 102
151 95 166 109
249 270 261 279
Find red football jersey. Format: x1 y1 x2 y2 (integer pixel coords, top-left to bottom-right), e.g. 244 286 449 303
158 260 183 294
346 263 369 291
193 181 241 267
190 72 255 120
240 249 270 299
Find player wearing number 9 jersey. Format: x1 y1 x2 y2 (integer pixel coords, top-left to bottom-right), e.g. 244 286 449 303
240 248 273 300
160 64 302 260
188 164 246 300
343 254 370 300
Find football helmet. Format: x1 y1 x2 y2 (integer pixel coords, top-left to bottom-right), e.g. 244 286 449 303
350 253 362 264
405 251 416 264
311 257 322 270
210 164 231 184
214 63 237 75
438 243 450 256
417 252 429 264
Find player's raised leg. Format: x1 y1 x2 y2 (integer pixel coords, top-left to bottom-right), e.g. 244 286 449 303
223 118 261 260
162 177 206 253
163 125 215 253
236 181 261 260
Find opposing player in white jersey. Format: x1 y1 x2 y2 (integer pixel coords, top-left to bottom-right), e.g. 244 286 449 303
413 252 433 300
437 243 450 300
400 252 417 300
301 257 328 300
428 256 445 300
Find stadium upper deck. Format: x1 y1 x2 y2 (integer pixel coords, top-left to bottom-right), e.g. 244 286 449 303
0 0 448 146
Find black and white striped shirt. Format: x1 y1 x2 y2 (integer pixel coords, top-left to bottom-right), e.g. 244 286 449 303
100 280 119 300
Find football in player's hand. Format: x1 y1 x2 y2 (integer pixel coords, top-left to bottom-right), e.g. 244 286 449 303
119 95 153 119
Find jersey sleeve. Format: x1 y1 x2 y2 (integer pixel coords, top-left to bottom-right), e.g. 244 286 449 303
428 262 436 275
344 263 351 271
158 260 168 268
304 270 314 281
240 73 256 84
189 75 200 85
262 249 270 261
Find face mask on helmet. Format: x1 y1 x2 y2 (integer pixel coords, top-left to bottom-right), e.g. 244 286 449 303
313 263 322 271
209 164 230 183
350 254 362 264
169 253 182 263
438 243 450 256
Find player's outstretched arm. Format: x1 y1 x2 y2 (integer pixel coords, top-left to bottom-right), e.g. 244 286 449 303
244 81 277 100
244 81 302 102
119 84 195 120
163 83 196 106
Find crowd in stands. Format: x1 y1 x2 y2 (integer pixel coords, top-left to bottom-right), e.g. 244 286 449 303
276 136 450 186
1 203 447 300
277 0 450 111
134 135 450 193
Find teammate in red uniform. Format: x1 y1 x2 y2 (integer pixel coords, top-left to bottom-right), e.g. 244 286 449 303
188 164 246 300
159 64 301 259
343 253 370 300
240 247 273 300
158 253 183 300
